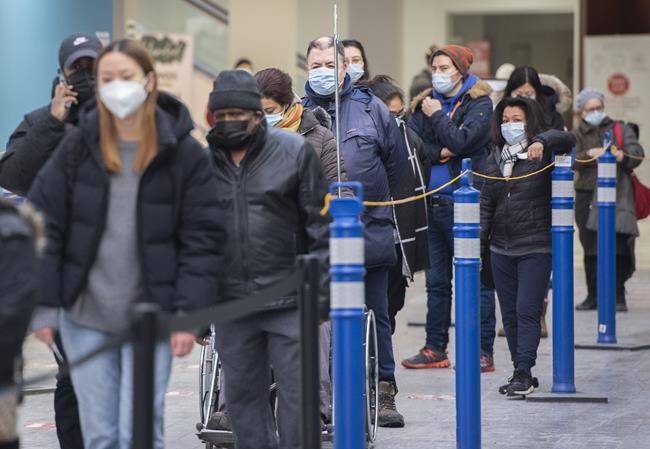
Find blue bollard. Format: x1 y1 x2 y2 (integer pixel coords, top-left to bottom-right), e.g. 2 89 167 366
551 152 577 393
329 181 366 449
453 158 481 449
597 132 617 344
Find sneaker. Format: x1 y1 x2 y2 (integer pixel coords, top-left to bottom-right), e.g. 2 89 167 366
506 370 536 398
401 347 450 369
497 327 506 337
377 381 405 428
498 371 538 395
480 353 496 373
207 411 232 431
576 297 597 311
616 297 628 312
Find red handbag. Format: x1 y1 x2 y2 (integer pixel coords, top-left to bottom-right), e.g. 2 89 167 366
612 122 650 220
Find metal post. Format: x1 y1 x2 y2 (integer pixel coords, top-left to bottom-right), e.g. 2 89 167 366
330 181 365 449
132 303 159 449
299 255 322 449
453 159 480 449
551 153 577 393
597 131 617 344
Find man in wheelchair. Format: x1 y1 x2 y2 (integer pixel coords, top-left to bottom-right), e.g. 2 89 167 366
204 69 330 449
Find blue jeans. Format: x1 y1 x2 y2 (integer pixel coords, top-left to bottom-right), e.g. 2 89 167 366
59 313 172 449
365 266 396 384
425 204 497 354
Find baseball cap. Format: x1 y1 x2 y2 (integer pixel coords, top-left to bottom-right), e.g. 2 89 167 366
59 33 103 69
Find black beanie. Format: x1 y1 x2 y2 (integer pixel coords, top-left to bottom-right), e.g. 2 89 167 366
208 69 262 112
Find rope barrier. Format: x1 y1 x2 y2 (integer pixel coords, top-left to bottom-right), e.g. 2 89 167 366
574 146 646 164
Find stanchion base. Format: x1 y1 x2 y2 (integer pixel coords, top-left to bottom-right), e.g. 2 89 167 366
526 392 608 403
575 341 650 351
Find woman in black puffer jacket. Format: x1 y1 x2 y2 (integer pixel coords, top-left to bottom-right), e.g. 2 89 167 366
480 97 575 398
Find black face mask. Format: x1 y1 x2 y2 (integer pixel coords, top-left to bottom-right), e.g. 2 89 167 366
207 120 254 152
67 68 96 106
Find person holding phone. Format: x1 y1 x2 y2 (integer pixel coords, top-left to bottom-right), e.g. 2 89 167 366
0 33 103 449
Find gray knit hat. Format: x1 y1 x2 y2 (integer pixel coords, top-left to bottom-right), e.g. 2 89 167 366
575 88 604 112
208 69 262 112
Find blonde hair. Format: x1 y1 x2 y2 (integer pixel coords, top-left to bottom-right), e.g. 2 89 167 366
95 39 159 174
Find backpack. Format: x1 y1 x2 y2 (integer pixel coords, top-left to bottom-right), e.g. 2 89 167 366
612 121 650 220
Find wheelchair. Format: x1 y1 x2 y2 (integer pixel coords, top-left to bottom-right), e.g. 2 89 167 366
196 310 379 449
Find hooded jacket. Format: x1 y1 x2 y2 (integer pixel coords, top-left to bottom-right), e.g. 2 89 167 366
408 79 493 192
28 93 225 313
209 123 329 311
303 77 409 268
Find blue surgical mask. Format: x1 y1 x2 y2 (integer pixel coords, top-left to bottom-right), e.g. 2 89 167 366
265 111 284 127
347 64 365 83
309 68 337 96
432 72 459 95
501 122 527 145
584 110 607 127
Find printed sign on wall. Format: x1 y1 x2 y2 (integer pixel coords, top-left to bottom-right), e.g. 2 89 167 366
137 33 194 106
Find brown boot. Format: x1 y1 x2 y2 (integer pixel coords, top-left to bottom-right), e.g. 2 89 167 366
540 301 548 338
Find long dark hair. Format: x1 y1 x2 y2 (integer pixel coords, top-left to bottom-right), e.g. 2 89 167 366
366 75 404 106
503 65 544 99
492 96 546 147
254 68 295 108
341 39 370 81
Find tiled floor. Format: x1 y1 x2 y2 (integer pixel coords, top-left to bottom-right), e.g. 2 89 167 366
17 221 650 448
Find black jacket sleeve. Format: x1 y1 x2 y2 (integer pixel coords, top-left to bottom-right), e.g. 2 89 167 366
297 142 331 317
173 139 227 313
532 129 577 164
0 107 66 196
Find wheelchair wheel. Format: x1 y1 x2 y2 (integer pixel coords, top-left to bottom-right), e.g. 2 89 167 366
198 326 220 426
364 310 379 444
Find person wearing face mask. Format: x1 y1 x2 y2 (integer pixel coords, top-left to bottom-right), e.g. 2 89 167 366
404 45 497 373
27 39 224 449
0 32 102 449
342 39 370 84
1 33 101 197
504 65 568 132
206 69 329 449
573 88 645 312
481 97 575 398
302 36 409 428
366 75 429 333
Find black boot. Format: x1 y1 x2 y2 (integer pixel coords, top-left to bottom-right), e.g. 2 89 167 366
576 255 597 311
616 255 630 312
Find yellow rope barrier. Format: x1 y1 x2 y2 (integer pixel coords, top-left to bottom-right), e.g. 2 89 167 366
574 146 646 164
319 145 645 216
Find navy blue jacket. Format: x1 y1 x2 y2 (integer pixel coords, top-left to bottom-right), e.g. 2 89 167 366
303 77 408 268
28 93 225 313
408 80 493 191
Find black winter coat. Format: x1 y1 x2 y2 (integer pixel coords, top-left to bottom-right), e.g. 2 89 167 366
1 105 69 196
28 94 225 313
0 201 38 381
210 124 329 311
480 130 576 255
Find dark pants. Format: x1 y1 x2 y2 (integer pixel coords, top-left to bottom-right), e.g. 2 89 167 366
54 332 84 449
366 266 396 384
491 252 551 372
215 309 301 449
387 246 408 334
424 203 497 354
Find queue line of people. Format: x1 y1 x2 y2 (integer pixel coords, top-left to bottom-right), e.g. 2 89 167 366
0 31 644 449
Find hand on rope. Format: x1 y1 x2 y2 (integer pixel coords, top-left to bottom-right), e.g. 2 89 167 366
574 146 646 164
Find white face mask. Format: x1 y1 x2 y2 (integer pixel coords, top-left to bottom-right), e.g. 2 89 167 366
99 77 149 119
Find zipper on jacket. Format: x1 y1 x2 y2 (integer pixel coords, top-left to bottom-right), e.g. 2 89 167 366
232 165 252 294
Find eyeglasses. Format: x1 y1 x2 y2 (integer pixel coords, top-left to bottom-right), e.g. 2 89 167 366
583 106 604 114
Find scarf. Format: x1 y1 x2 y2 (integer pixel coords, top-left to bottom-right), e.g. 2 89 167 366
277 103 303 132
500 139 529 177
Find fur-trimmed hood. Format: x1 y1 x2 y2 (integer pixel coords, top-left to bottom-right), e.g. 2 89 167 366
410 80 493 113
539 74 572 113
